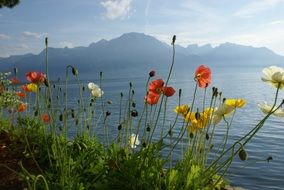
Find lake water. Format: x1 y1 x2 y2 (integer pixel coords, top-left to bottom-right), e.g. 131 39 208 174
48 65 284 190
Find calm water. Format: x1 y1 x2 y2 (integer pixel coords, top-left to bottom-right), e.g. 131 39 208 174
52 66 284 190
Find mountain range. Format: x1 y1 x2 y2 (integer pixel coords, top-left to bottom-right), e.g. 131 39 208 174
1 32 283 80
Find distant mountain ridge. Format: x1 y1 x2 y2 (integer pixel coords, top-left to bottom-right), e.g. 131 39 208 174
1 32 283 79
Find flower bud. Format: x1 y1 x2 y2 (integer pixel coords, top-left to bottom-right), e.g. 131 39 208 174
72 67 78 76
171 35 176 45
120 92 123 97
149 70 155 77
266 156 273 162
117 124 122 130
206 133 209 140
131 110 138 117
146 126 151 132
59 114 63 121
106 111 111 117
168 129 173 137
132 102 136 107
179 89 182 97
189 132 194 139
45 37 48 47
44 79 49 87
239 148 248 161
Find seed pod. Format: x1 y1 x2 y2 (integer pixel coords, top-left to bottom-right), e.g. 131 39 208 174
239 148 248 161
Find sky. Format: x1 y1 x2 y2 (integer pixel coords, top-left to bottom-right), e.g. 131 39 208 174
0 0 284 57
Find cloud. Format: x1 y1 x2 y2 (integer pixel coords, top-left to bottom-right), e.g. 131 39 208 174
59 41 74 48
0 34 11 40
100 0 133 20
234 0 283 18
22 31 43 38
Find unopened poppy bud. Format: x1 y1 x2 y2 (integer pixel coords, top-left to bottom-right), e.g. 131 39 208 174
106 111 111 117
149 70 155 77
100 71 103 79
168 129 173 137
266 156 273 162
87 125 90 130
34 110 38 116
179 89 182 97
142 142 147 147
71 67 78 76
107 100 113 104
89 102 92 107
44 79 49 87
131 110 138 117
82 86 85 91
239 148 248 161
45 37 48 47
120 92 123 97
59 114 63 121
71 109 75 118
75 119 79 125
195 110 201 120
117 124 122 130
206 133 209 140
171 35 176 45
213 87 218 97
56 95 59 100
146 126 151 132
189 132 194 139
14 67 18 75
132 102 136 107
132 89 135 95
223 98 226 103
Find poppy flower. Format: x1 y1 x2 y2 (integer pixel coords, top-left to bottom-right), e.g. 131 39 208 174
195 65 212 88
18 103 27 112
261 66 284 89
258 102 284 117
26 83 38 93
145 79 175 105
145 91 160 105
41 113 50 123
129 133 140 148
16 91 26 99
21 85 32 92
26 71 46 83
175 105 190 116
225 99 246 108
88 82 104 98
10 77 20 85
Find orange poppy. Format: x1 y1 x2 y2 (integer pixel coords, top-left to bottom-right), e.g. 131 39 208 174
16 91 26 99
195 65 211 88
41 113 50 123
18 103 27 112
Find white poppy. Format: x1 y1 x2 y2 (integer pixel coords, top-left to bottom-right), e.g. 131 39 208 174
258 102 284 117
88 82 104 98
129 133 140 149
261 66 284 89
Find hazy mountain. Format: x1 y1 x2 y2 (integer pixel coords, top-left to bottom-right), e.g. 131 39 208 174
1 32 283 80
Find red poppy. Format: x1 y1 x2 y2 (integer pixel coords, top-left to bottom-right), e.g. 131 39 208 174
162 86 175 97
18 103 27 112
41 113 50 123
16 91 26 99
10 77 20 85
149 79 164 95
145 79 176 105
195 65 211 88
26 71 46 83
145 91 160 105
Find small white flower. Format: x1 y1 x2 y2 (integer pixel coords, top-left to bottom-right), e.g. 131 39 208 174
258 102 284 117
88 82 104 98
261 66 284 89
129 133 140 149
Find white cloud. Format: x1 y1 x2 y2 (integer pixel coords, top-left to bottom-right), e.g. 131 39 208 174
234 0 283 18
59 41 74 48
100 0 133 20
22 31 43 38
0 34 11 40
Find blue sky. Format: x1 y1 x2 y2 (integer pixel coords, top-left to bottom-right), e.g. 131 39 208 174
1 0 284 57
